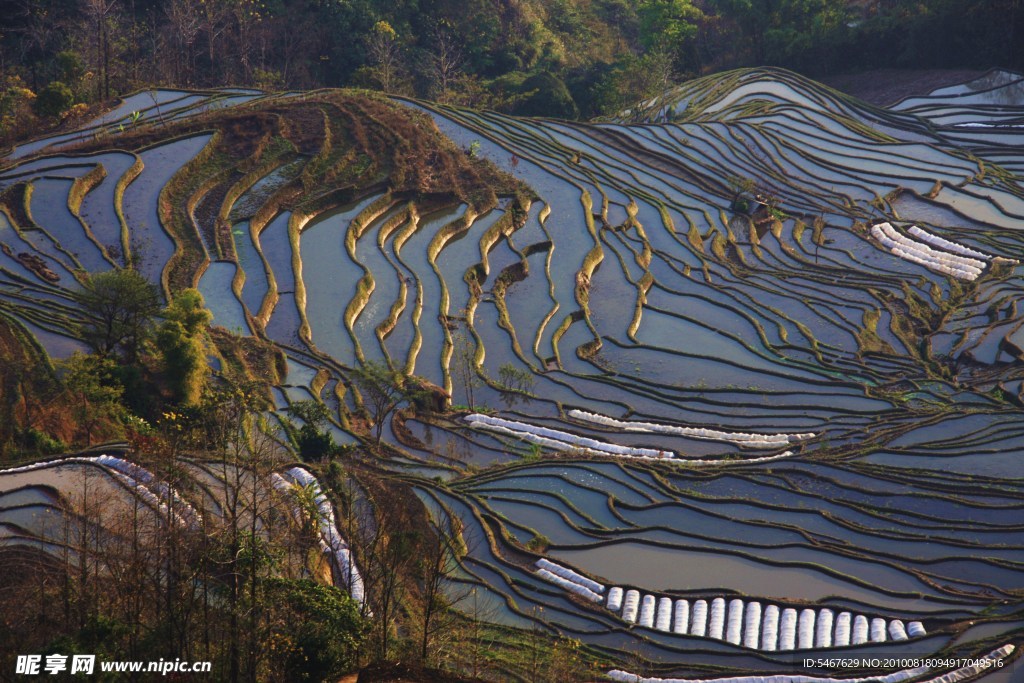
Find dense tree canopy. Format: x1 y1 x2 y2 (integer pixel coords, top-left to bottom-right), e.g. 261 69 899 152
0 0 1021 133
73 268 161 362
267 578 368 681
155 288 212 406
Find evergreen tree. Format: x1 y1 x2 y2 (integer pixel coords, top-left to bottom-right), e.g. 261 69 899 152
73 269 161 363
155 288 212 406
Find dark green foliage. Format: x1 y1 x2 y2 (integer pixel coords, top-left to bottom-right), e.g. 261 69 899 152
267 578 369 681
515 72 580 119
43 615 130 683
58 352 127 446
287 400 338 460
73 269 161 362
638 0 703 71
155 288 212 406
14 427 66 455
112 362 155 423
297 426 335 460
54 51 84 85
32 81 74 117
2 0 1021 126
350 360 427 445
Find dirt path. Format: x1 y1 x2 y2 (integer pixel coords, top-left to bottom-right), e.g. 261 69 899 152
822 68 986 107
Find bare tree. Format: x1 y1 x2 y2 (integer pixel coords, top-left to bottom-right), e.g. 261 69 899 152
229 0 262 85
524 606 549 683
451 330 479 410
204 392 286 682
416 522 471 664
497 362 535 408
429 23 464 104
81 0 119 100
350 360 420 446
198 0 230 85
362 506 418 661
365 20 405 94
459 585 501 678
165 0 201 85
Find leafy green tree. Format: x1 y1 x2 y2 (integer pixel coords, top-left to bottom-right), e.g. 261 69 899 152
155 288 212 406
710 0 851 70
33 80 74 118
767 0 852 71
267 578 368 681
515 71 579 119
286 399 337 460
638 0 703 70
591 50 676 116
287 399 332 428
349 360 424 445
55 50 85 85
74 269 161 363
360 20 408 94
710 0 772 61
59 352 126 446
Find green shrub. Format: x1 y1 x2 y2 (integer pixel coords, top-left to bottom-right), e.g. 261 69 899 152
33 81 74 118
514 71 580 119
155 289 212 406
17 427 66 455
55 51 85 85
526 533 550 552
297 424 336 460
267 578 368 681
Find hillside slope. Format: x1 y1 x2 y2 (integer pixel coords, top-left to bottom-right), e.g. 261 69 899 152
2 69 1023 681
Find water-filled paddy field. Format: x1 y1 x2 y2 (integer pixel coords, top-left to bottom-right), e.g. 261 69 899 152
2 68 1022 680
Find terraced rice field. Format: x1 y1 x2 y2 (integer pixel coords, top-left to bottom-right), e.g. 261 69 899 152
0 450 365 605
2 68 1022 680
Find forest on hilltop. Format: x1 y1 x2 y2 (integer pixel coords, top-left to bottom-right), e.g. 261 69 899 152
1 0 1023 144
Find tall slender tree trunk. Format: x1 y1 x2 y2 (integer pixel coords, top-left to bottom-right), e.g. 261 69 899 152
95 16 103 101
103 22 110 100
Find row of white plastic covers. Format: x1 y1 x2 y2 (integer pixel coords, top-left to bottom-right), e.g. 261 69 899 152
906 226 996 261
528 558 929 652
466 414 674 458
467 413 801 465
534 559 605 602
0 454 200 528
568 410 814 449
272 466 365 605
607 589 925 650
871 222 985 280
606 643 1015 683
